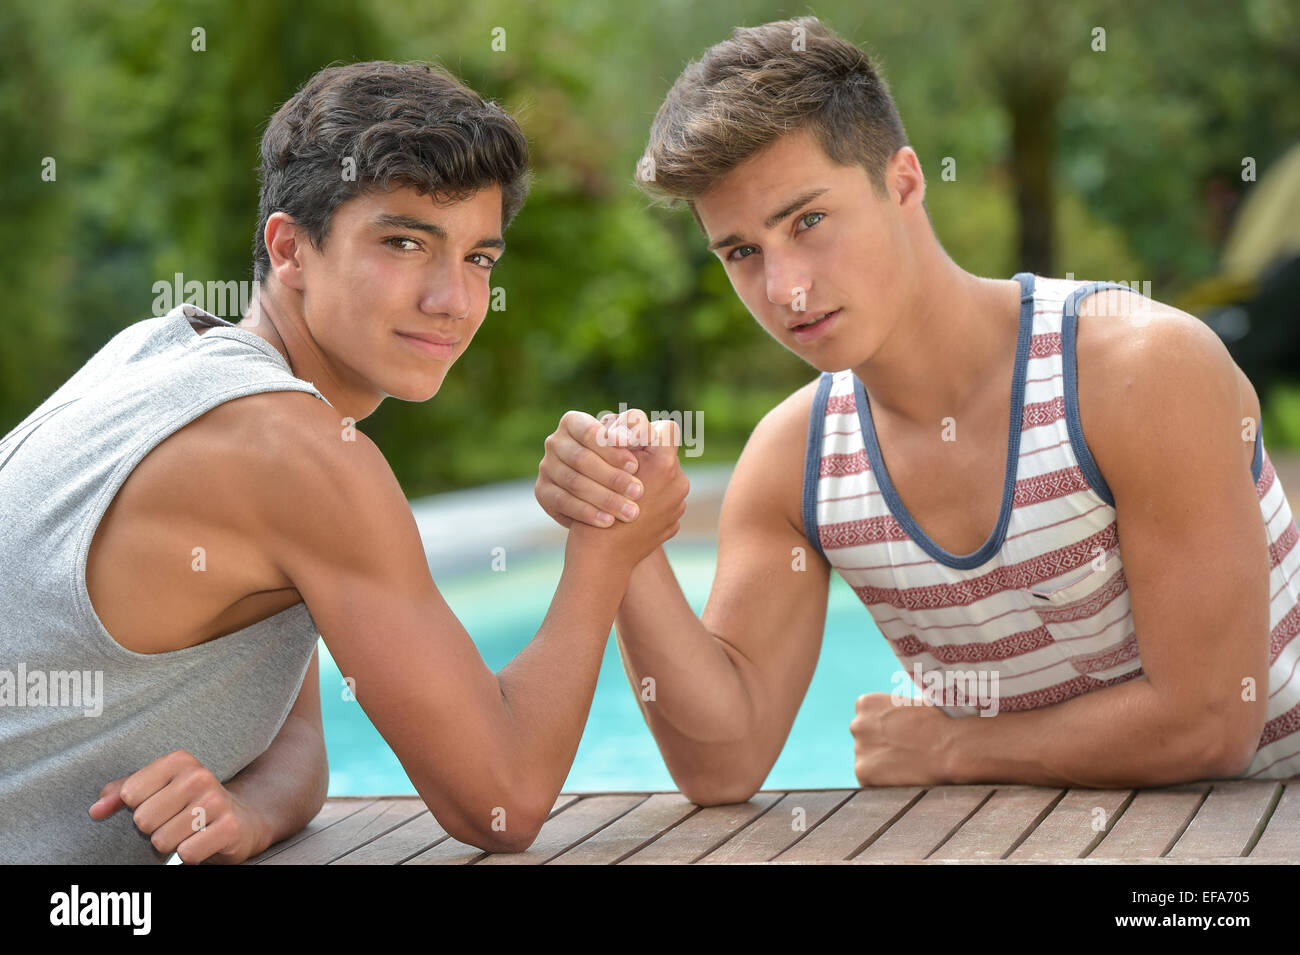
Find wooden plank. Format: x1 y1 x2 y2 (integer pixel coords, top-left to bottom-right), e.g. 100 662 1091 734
548 793 697 865
263 798 426 865
403 794 579 865
1167 780 1281 858
1250 782 1300 859
478 795 645 865
619 793 781 864
330 810 450 865
773 787 923 862
930 786 1064 860
1088 782 1209 858
244 798 375 864
1009 789 1132 860
855 786 993 861
401 835 486 865
849 857 1278 865
699 791 854 863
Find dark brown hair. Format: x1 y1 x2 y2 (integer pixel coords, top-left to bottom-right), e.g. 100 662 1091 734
253 60 530 282
636 17 909 226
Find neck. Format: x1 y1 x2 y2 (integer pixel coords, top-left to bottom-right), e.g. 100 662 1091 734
238 281 382 422
851 248 1022 429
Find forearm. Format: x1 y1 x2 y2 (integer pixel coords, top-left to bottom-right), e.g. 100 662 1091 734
494 533 635 812
616 548 752 741
943 677 1233 788
222 714 329 860
613 548 766 799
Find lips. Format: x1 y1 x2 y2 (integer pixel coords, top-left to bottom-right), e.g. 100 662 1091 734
396 330 460 360
397 330 460 346
787 309 839 331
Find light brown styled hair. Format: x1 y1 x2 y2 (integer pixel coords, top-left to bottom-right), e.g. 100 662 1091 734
636 16 910 230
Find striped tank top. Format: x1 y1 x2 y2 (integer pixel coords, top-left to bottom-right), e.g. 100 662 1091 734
801 272 1300 780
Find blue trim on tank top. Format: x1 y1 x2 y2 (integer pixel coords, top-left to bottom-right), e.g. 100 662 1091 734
1252 423 1263 484
851 272 1037 570
1060 280 1167 508
801 372 834 560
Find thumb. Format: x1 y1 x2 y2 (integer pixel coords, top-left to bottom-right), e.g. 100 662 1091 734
88 777 128 820
649 418 682 448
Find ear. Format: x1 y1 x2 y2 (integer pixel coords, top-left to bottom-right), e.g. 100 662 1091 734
888 147 926 211
265 212 308 292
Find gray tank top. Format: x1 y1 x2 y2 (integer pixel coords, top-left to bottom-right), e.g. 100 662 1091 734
0 303 332 863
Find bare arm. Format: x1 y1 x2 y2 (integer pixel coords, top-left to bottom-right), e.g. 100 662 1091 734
537 384 831 804
251 398 687 852
218 648 329 860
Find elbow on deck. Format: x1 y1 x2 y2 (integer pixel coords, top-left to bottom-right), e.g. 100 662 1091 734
442 801 548 855
678 771 764 808
417 773 553 855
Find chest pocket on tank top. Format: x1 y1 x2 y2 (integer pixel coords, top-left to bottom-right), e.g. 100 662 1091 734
1025 556 1138 680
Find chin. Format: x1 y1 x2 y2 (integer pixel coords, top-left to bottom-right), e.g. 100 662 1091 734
388 376 449 403
787 343 857 374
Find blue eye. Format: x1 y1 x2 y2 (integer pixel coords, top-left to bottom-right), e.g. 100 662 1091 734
725 211 826 262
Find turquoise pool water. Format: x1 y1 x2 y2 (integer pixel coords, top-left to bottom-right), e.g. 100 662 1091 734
318 540 905 795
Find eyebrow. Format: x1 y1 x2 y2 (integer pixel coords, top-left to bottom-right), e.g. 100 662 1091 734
372 213 506 252
706 187 830 252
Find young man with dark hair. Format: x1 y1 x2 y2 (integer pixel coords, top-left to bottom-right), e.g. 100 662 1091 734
0 60 687 863
536 17 1300 799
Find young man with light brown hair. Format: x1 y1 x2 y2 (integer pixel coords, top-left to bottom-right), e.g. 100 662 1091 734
535 16 1300 800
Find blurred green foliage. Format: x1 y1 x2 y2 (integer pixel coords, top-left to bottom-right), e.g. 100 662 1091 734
3 0 1299 496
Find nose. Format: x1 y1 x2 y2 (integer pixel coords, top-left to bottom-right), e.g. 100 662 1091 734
764 250 812 310
420 256 472 320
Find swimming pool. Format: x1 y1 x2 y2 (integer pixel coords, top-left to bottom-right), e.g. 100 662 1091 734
317 537 905 795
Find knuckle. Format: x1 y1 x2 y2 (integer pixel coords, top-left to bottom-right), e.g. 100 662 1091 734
186 764 209 783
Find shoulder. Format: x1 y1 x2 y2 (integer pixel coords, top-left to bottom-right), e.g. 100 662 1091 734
723 375 826 535
1074 290 1259 499
742 374 826 471
200 389 388 485
1075 290 1229 389
200 390 413 573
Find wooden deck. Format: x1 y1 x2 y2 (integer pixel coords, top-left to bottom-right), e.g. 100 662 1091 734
242 779 1300 864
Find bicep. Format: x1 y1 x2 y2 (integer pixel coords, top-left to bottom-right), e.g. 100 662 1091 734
250 416 517 837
